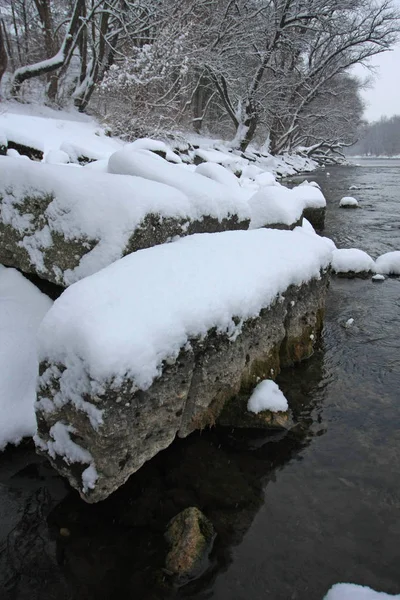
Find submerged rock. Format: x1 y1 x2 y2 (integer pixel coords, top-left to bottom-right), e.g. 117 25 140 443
164 507 215 581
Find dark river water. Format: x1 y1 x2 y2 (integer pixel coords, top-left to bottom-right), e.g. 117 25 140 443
1 160 400 600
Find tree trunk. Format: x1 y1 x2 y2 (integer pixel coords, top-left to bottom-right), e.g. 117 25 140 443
0 21 8 97
10 0 84 99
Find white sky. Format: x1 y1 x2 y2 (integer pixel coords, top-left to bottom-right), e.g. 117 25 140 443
354 44 400 122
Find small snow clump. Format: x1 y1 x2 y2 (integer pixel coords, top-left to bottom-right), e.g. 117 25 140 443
247 380 289 413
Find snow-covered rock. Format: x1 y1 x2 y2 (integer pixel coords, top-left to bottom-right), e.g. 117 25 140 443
294 183 326 230
0 157 250 286
45 149 70 165
247 380 289 413
372 273 385 282
195 162 240 188
340 196 359 208
0 266 52 450
331 248 375 276
35 228 331 501
249 186 303 229
108 149 250 220
323 583 400 600
125 138 181 163
375 251 400 275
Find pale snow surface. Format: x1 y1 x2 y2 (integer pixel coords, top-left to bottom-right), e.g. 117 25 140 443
331 249 375 273
247 380 289 413
0 157 210 285
375 251 400 275
0 265 52 450
249 186 303 228
0 102 121 161
293 183 326 208
323 583 400 600
340 196 359 207
108 149 250 221
195 162 240 188
38 229 332 397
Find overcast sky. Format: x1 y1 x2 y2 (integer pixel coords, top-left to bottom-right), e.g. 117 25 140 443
354 43 400 122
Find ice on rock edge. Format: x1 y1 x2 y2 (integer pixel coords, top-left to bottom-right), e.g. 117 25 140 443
0 265 52 450
323 583 400 600
247 380 289 413
38 228 333 395
331 248 375 274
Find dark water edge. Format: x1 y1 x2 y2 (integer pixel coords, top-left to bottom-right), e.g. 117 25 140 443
1 160 400 599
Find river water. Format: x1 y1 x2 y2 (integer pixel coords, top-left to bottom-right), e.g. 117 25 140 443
1 159 400 600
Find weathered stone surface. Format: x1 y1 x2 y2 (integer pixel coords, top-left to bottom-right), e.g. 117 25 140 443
35 271 329 503
164 507 215 581
303 206 325 231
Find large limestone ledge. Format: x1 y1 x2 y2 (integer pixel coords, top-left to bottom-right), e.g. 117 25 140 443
34 229 332 502
0 157 249 286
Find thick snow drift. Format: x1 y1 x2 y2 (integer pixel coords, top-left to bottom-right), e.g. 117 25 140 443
331 248 375 274
249 186 303 229
375 251 400 275
323 583 400 600
38 229 332 394
247 380 289 413
340 196 359 208
0 266 52 449
108 149 250 221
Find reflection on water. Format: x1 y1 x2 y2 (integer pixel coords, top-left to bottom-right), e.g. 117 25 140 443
1 159 400 599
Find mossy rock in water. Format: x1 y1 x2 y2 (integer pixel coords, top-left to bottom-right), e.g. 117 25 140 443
164 507 215 583
218 392 291 430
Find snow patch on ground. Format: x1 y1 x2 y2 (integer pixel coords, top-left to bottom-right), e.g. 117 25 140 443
0 265 52 450
247 380 289 413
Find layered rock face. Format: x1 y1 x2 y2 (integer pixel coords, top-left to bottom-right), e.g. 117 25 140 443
34 229 331 502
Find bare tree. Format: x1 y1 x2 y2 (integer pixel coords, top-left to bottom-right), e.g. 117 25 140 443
10 0 84 98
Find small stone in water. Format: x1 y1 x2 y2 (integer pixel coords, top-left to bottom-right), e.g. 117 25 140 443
372 274 385 282
59 527 71 537
344 318 354 328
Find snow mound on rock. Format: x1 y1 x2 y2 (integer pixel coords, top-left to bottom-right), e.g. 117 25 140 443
323 583 400 600
38 228 332 393
195 162 240 188
247 380 288 413
0 266 52 450
249 186 303 228
108 149 250 221
294 183 326 208
340 196 359 207
331 248 375 274
375 251 400 275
